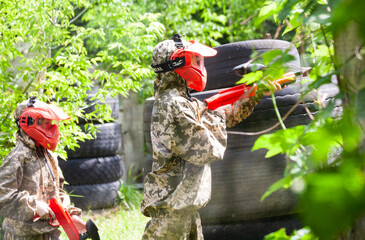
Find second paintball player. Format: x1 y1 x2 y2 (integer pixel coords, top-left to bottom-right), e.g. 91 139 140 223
0 97 86 240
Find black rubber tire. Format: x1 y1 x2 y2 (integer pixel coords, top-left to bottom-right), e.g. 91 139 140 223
59 155 123 185
65 180 121 210
66 122 122 159
202 215 302 240
204 39 302 91
78 94 119 124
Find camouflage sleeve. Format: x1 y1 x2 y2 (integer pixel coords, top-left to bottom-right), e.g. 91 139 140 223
0 149 37 220
224 95 262 128
168 99 227 166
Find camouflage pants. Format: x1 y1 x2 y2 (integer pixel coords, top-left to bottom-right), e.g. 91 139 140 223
142 210 204 240
2 230 61 240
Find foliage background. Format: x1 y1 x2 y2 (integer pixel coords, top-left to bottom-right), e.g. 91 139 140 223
0 0 164 162
0 0 364 239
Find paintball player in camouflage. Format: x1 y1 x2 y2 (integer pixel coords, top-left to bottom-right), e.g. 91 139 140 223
140 35 278 240
0 97 86 240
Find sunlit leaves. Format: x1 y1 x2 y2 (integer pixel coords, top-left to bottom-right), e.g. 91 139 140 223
278 0 303 22
0 0 163 161
144 0 266 45
81 2 164 99
303 4 331 25
282 11 302 36
236 71 263 85
237 48 295 98
253 126 305 158
254 1 282 27
301 117 343 164
260 176 293 201
264 227 318 240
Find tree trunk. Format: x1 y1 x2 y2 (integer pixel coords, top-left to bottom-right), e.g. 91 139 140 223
334 21 365 239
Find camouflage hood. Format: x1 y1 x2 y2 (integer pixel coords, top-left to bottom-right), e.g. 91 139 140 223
152 39 192 99
14 98 49 121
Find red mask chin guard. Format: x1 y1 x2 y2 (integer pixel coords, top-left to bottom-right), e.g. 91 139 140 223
171 40 217 92
18 105 70 151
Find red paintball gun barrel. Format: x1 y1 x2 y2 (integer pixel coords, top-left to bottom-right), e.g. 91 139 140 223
204 84 258 111
49 198 80 240
204 71 299 110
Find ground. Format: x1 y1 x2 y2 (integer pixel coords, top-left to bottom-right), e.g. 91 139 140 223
60 205 150 240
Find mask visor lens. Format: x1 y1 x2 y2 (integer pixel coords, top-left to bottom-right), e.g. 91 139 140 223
37 118 59 138
192 55 204 71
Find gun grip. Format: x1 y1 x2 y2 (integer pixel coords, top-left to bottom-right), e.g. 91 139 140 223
79 219 100 240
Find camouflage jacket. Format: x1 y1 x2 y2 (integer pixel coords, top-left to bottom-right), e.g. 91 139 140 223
0 130 80 236
141 72 260 217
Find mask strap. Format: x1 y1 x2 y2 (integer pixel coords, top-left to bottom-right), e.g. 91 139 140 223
150 33 186 73
186 88 193 102
151 57 185 73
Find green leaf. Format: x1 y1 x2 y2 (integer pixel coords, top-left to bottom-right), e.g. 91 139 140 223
300 167 365 240
236 71 263 85
282 11 302 35
254 1 282 27
261 49 285 66
264 228 290 240
304 4 332 25
301 118 343 164
278 0 302 21
264 227 318 240
252 126 306 158
261 176 292 201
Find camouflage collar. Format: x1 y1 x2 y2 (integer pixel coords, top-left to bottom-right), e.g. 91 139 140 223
154 72 188 99
16 129 37 149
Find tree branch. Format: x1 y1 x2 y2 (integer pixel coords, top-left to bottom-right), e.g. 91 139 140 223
69 7 89 24
227 98 305 136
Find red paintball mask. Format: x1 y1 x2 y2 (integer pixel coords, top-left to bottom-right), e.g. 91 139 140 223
18 104 70 151
151 34 217 92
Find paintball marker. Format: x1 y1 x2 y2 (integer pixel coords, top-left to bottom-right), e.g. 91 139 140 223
34 198 100 240
204 62 305 110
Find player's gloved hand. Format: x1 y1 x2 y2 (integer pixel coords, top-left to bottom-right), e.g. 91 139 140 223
263 80 284 96
36 200 55 220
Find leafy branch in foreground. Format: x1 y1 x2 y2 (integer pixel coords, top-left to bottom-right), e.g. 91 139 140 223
251 0 365 239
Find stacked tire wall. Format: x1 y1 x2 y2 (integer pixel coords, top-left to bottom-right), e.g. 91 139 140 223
60 95 124 210
143 40 341 239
